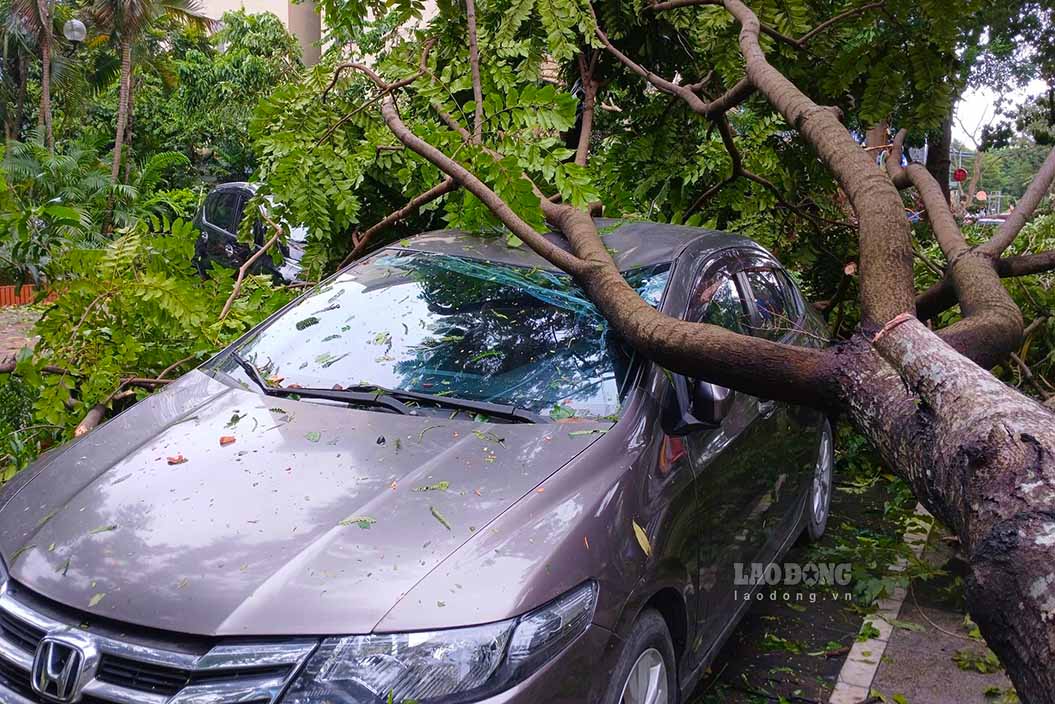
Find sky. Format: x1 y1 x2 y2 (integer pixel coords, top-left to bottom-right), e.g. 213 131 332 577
953 79 1049 146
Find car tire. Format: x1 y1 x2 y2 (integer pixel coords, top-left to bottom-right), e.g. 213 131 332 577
803 419 834 542
194 257 211 281
603 609 677 704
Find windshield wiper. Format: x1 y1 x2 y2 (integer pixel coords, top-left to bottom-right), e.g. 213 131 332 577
229 352 414 416
342 384 545 424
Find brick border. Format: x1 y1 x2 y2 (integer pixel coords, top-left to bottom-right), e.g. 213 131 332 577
829 503 934 704
0 285 51 307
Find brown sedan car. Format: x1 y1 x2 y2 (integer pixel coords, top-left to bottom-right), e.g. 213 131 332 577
0 220 833 704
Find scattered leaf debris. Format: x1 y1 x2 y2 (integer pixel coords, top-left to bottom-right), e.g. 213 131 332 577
413 481 450 492
10 545 34 563
569 429 608 438
339 516 377 529
430 506 451 531
167 454 187 465
633 519 652 557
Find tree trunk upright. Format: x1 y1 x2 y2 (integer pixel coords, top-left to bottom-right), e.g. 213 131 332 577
36 0 53 151
14 55 28 141
865 119 889 151
111 39 134 184
927 111 954 204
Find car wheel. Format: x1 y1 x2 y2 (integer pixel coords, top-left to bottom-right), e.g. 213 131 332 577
194 256 211 281
804 419 834 541
603 609 677 704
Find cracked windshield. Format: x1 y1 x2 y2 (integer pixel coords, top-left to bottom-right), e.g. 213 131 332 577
224 250 669 419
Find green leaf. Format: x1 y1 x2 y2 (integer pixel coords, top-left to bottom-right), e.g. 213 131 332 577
339 515 377 529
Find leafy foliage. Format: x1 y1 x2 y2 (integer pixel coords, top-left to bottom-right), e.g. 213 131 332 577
1 220 293 474
125 11 303 182
0 134 193 283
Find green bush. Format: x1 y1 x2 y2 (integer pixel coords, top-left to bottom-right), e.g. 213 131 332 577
1 219 294 474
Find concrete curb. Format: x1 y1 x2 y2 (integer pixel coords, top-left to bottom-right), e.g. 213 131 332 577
829 503 934 704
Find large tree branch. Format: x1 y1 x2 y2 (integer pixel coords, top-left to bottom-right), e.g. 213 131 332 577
365 64 841 406
651 0 885 50
979 145 1055 256
721 0 914 324
339 177 458 267
887 130 969 260
917 251 1055 320
537 203 842 406
575 51 600 167
887 129 1022 366
464 0 484 143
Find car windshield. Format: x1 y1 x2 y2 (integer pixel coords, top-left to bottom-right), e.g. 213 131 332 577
219 250 669 419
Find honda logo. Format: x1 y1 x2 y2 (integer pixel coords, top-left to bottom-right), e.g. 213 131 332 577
31 636 87 703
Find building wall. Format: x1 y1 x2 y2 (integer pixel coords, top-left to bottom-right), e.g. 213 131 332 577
200 0 322 65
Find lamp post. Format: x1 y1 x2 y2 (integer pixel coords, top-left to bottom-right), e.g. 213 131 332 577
63 18 86 43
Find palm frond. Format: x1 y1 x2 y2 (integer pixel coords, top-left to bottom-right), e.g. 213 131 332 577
135 151 190 194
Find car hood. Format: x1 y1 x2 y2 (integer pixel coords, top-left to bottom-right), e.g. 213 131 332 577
0 371 606 636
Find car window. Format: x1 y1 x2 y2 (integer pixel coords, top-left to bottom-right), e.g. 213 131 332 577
691 278 750 333
743 268 798 340
204 191 241 233
221 251 670 419
777 271 804 319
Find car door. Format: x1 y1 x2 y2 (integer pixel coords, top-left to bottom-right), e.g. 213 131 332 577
738 256 823 562
675 250 790 658
200 188 246 270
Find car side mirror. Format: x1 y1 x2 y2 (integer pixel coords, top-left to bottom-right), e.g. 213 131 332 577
662 376 734 436
692 381 734 425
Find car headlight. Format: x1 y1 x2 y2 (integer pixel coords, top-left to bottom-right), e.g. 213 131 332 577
282 581 597 703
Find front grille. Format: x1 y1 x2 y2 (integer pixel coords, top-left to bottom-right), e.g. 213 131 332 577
0 611 44 653
97 654 191 696
0 582 317 704
0 654 36 699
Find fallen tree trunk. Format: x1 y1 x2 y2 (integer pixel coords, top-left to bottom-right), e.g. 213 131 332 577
840 318 1055 697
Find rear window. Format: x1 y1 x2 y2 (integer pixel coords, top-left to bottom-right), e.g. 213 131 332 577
204 191 241 232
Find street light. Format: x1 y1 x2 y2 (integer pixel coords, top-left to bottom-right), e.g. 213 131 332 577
63 18 87 43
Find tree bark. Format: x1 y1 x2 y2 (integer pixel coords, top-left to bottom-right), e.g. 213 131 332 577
36 0 53 151
839 319 1055 701
111 40 134 184
15 55 28 141
927 111 953 204
464 0 484 143
865 120 888 150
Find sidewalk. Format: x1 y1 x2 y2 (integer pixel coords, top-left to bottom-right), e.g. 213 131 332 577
864 527 1015 703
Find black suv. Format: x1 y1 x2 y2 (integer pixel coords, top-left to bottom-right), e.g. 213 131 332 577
192 182 306 284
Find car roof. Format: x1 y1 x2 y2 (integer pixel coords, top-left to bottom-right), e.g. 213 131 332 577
211 181 256 194
389 218 762 272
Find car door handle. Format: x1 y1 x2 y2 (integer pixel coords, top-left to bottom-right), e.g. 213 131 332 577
757 400 777 418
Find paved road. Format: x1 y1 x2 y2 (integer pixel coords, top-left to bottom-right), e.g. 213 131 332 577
0 306 38 360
